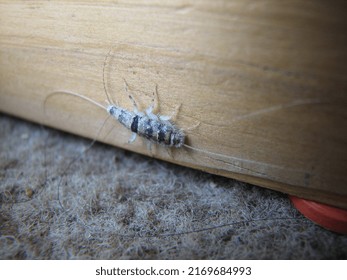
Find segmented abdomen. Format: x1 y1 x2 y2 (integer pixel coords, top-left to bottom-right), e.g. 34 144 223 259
135 116 184 147
108 105 185 148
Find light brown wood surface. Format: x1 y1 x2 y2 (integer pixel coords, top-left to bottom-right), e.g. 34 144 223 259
1 1 346 208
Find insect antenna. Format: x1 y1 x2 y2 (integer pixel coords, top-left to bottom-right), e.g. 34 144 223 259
182 144 276 179
155 216 307 237
103 47 117 106
56 115 111 211
44 91 107 116
83 216 306 238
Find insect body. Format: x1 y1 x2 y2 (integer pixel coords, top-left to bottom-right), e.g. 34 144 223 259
107 104 185 148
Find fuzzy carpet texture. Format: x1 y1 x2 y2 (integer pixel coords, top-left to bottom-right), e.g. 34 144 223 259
0 113 346 259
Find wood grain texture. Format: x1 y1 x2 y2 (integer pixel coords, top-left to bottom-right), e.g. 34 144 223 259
0 0 346 208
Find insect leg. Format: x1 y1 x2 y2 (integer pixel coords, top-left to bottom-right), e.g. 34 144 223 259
146 109 159 120
185 120 201 131
146 141 154 156
123 78 139 113
159 103 182 122
128 95 139 114
145 85 159 120
128 132 137 143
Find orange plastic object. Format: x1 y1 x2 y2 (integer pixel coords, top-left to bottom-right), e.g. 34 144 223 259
289 196 347 235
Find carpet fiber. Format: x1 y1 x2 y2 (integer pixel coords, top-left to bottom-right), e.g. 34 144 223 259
0 113 346 259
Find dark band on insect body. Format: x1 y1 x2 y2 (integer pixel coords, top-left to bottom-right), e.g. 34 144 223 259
144 119 154 139
131 115 139 133
158 124 166 143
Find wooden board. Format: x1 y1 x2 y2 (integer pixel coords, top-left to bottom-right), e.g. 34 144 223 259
0 0 346 208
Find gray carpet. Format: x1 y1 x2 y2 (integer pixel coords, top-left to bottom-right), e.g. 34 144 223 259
0 113 346 259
